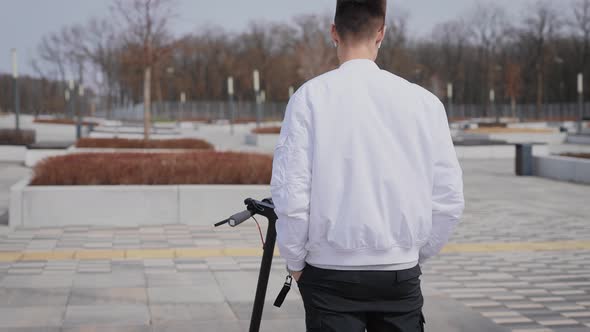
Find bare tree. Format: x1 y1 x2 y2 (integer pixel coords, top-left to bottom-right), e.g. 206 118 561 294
293 14 337 81
572 0 590 93
378 11 415 77
519 0 562 114
35 33 68 82
468 2 510 109
431 19 471 102
111 0 175 139
505 62 523 117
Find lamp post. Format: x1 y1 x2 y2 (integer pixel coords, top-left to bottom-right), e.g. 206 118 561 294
65 90 70 112
11 49 20 131
180 92 186 122
68 79 75 120
167 67 174 118
447 83 453 122
228 77 235 135
578 73 584 134
253 70 261 128
76 85 84 139
490 89 498 124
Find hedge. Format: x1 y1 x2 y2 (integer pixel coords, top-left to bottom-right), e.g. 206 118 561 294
0 129 36 146
252 127 281 135
30 151 272 186
75 138 214 150
34 118 99 126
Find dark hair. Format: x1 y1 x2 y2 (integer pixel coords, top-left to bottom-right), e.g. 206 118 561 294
335 0 386 42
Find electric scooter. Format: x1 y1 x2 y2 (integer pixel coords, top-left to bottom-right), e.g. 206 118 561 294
215 197 290 332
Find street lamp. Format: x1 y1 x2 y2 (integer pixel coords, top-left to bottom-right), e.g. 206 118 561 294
490 88 498 124
11 49 20 131
167 67 174 117
578 73 584 134
253 70 261 128
76 85 85 139
68 79 75 120
180 91 186 122
447 83 453 121
228 77 235 135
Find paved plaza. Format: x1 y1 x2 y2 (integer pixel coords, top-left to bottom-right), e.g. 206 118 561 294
0 159 588 331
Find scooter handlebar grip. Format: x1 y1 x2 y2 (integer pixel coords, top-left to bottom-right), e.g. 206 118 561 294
228 210 253 227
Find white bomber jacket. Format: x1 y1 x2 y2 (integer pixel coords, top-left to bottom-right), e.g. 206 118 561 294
270 59 465 271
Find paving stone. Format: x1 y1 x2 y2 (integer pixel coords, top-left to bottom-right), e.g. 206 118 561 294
0 288 69 307
150 320 242 332
149 303 236 323
0 307 65 328
147 286 225 304
481 311 521 318
0 327 61 332
0 275 73 288
69 288 147 305
73 272 145 288
63 305 150 328
491 316 533 324
61 326 150 332
464 301 503 308
562 311 590 318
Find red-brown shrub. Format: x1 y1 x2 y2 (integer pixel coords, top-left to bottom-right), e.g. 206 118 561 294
34 118 99 126
561 153 590 160
75 138 214 150
0 129 36 146
30 152 272 186
252 127 281 134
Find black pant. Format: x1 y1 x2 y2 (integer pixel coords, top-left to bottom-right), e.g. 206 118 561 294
297 264 425 332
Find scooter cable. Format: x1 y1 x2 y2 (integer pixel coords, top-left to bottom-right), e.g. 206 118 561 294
252 215 265 247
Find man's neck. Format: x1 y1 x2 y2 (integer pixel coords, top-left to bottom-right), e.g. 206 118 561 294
338 44 377 65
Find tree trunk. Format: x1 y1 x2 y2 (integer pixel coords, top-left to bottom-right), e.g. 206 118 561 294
144 66 152 140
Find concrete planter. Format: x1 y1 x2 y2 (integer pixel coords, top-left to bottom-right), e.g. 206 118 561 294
533 155 590 185
566 135 590 145
0 146 26 163
244 134 279 151
9 180 270 228
459 132 565 144
454 145 548 160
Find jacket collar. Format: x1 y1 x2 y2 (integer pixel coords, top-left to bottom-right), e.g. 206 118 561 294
339 59 379 70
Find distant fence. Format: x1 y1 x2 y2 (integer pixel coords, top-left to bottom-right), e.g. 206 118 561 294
95 101 589 123
96 101 288 122
448 102 589 122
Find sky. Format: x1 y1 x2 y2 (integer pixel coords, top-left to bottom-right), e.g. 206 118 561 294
0 0 577 76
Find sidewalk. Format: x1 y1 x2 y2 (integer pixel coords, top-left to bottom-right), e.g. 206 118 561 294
0 159 588 331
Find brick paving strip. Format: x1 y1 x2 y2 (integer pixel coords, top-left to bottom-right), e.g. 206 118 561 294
0 240 588 262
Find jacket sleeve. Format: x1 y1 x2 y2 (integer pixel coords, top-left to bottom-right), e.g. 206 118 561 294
270 93 313 272
419 98 465 264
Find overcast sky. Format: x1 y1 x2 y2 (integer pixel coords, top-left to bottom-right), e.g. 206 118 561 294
0 0 577 76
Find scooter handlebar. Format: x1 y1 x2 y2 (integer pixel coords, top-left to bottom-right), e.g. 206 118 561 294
228 210 253 227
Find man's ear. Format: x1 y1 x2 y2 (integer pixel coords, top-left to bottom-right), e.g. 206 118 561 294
377 24 387 46
331 24 339 48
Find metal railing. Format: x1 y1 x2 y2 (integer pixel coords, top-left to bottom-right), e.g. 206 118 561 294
94 101 589 123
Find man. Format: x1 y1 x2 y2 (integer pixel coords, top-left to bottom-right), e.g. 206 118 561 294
270 0 465 331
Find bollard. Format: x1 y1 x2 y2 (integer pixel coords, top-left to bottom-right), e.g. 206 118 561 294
515 143 533 176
